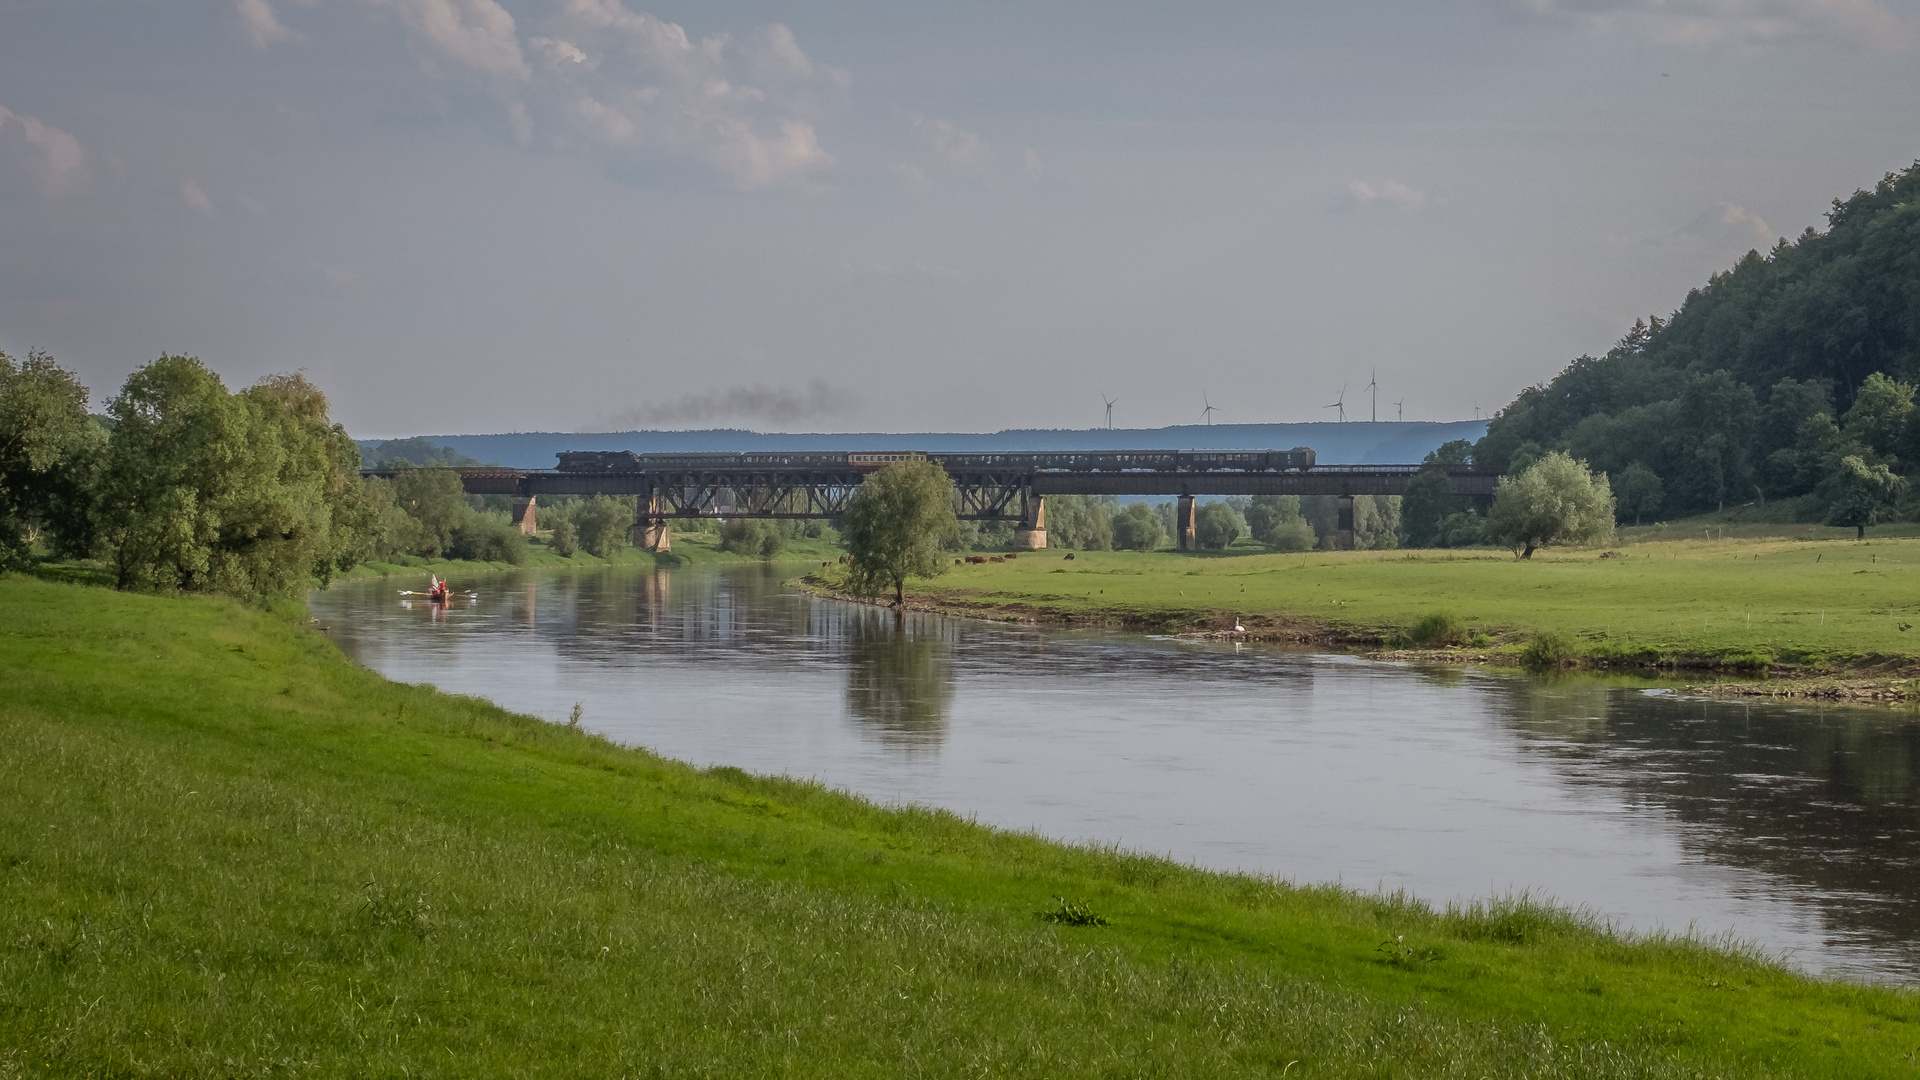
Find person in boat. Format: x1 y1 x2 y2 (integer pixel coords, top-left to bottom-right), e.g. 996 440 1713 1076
427 575 450 602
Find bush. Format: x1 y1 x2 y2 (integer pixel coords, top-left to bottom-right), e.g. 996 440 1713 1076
573 496 634 558
448 513 527 564
1399 612 1470 648
1520 631 1578 672
1111 503 1166 550
1193 501 1244 550
1487 452 1615 558
1261 518 1316 552
721 517 783 558
548 518 578 557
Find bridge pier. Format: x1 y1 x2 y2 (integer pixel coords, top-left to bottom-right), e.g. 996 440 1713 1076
510 495 538 535
1336 494 1355 550
1177 494 1197 551
1015 493 1048 549
634 495 671 552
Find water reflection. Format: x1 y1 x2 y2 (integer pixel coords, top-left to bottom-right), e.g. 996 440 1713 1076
311 565 1920 981
841 610 955 751
1487 681 1920 968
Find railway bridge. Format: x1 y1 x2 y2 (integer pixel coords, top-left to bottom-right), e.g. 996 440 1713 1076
363 448 1499 552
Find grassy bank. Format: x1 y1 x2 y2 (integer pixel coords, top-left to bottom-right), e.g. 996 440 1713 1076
4 576 1917 1076
801 535 1920 681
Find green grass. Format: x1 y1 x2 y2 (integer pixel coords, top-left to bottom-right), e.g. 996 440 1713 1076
859 534 1920 671
3 576 1919 1077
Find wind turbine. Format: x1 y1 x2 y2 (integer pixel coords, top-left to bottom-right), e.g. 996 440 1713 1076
1199 393 1220 425
1102 393 1117 430
1394 399 1405 422
1367 368 1379 422
1325 385 1346 423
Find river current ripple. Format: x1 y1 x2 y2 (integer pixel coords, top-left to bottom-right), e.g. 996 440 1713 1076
310 563 1920 983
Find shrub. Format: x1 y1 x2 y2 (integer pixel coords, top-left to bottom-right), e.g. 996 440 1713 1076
448 513 527 564
721 517 783 558
1520 631 1578 672
1261 517 1316 552
1111 503 1166 550
1401 612 1470 648
573 496 634 558
1193 501 1244 550
548 518 578 557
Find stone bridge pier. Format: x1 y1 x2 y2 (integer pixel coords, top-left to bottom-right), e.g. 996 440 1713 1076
1336 494 1356 550
510 496 538 535
1176 494 1197 551
1015 492 1048 549
633 494 672 552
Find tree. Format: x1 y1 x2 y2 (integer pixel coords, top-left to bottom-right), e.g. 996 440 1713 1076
1821 454 1905 539
1611 463 1664 525
1841 372 1915 467
1110 502 1166 550
721 517 784 558
0 351 104 568
843 459 957 606
1398 469 1456 547
1485 452 1616 559
1193 501 1244 550
572 495 634 558
98 356 374 597
1044 494 1114 550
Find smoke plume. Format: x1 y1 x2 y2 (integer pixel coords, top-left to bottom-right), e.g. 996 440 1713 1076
594 379 856 430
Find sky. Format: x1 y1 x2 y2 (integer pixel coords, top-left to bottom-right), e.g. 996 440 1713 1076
3 0 1918 438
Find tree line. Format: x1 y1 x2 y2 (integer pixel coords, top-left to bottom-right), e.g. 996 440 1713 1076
1462 160 1920 539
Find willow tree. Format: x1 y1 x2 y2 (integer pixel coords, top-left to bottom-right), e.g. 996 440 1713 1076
842 459 957 606
1485 451 1615 559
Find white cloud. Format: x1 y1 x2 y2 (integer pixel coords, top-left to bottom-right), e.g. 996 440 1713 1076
233 0 299 49
1673 201 1777 247
0 105 85 192
1346 178 1438 213
179 180 217 217
909 112 991 174
529 3 839 189
358 0 531 85
1508 0 1914 50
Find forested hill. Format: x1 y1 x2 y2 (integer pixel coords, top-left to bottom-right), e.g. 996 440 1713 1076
1475 160 1920 519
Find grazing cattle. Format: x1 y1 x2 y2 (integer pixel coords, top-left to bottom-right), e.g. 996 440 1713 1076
954 558 963 565
1004 553 1018 560
966 555 987 564
1064 552 1075 560
988 556 1005 563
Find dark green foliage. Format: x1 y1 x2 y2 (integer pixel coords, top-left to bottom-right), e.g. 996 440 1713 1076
572 495 634 558
1821 454 1906 539
1477 161 1920 521
1045 495 1115 550
721 517 784 558
1396 611 1470 648
97 357 375 597
548 516 579 557
367 436 483 467
368 466 527 564
1520 631 1578 672
1110 502 1166 550
0 351 104 568
1193 501 1244 549
1399 469 1458 547
1611 463 1665 525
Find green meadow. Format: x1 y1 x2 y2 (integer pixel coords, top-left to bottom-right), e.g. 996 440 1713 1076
4 573 1920 1077
867 534 1920 670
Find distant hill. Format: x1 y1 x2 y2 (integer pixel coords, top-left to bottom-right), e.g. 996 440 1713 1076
356 421 1489 471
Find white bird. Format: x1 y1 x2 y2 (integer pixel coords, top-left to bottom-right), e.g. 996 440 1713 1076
1234 621 1246 633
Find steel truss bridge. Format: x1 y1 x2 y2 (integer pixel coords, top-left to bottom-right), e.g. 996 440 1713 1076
362 449 1498 551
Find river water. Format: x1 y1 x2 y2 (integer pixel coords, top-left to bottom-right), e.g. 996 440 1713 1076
310 564 1920 983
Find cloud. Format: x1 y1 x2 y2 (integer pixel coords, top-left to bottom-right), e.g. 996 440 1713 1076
595 379 857 429
0 105 85 192
908 112 991 174
233 0 299 49
230 0 840 190
1672 201 1777 247
1346 178 1439 213
528 4 839 188
1507 0 1914 50
179 180 217 216
359 0 531 86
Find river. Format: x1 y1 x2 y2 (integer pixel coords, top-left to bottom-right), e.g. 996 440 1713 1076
309 563 1920 983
